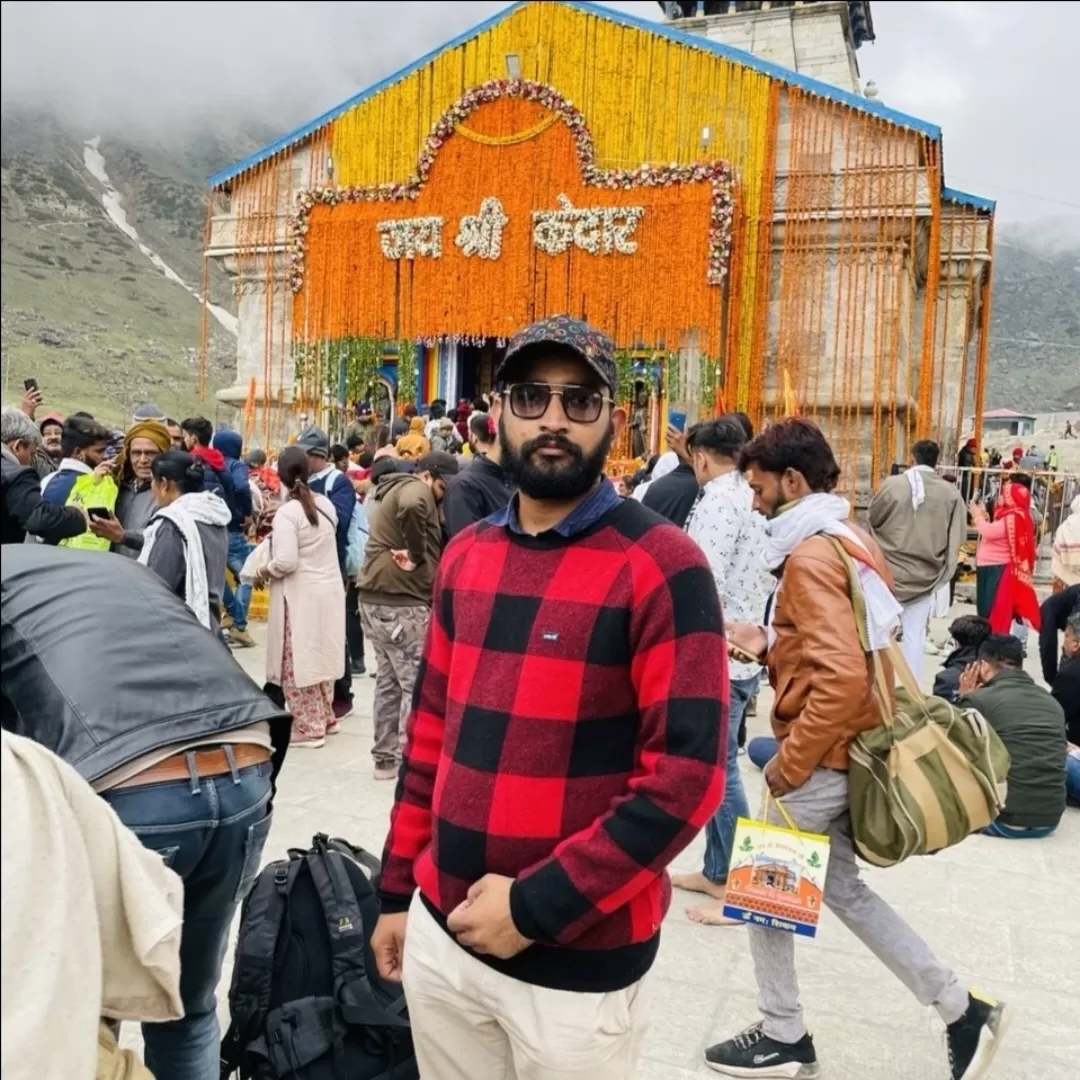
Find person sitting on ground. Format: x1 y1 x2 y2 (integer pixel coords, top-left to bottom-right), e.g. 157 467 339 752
1058 605 1080 806
957 633 1067 838
933 615 992 703
1039 582 1080 685
1 407 87 546
1054 604 1080 742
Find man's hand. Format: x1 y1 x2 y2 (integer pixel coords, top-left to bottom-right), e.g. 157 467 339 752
391 549 417 572
446 874 532 960
666 424 689 464
88 514 125 545
93 460 116 480
957 661 982 696
727 621 767 663
20 386 42 419
370 911 408 982
764 756 796 798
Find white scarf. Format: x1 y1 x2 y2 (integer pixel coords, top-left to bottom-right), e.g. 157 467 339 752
764 492 902 651
904 464 936 511
139 491 232 628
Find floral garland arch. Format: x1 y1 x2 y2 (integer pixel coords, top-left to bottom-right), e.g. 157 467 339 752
286 77 736 294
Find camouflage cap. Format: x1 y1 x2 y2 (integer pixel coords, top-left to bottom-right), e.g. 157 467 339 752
497 315 617 392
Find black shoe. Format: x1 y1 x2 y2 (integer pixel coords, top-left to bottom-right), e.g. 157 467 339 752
705 1022 820 1078
947 993 1010 1080
350 663 367 676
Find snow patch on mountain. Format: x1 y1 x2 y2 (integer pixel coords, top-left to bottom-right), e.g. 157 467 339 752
82 136 237 337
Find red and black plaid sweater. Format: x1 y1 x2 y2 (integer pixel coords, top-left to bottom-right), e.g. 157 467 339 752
379 497 729 992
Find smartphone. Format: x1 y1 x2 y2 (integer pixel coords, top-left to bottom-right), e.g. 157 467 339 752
24 377 38 393
87 507 112 521
668 409 687 433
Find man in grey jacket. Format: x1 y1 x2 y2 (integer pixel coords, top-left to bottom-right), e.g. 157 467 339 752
869 439 966 675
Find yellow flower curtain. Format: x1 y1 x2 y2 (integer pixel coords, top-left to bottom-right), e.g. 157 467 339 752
210 0 990 490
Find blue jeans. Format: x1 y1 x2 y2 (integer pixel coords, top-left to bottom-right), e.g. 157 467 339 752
703 675 759 884
747 735 778 771
223 531 252 630
103 756 274 1080
982 819 1056 839
1068 754 1080 803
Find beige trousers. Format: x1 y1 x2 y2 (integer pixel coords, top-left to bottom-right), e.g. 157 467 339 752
402 893 653 1080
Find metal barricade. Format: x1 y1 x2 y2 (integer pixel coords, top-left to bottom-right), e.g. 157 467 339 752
934 466 1078 583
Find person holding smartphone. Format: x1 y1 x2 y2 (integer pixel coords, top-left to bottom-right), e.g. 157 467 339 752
1 407 87 547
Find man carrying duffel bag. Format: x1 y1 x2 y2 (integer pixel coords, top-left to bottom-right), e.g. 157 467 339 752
705 420 1010 1080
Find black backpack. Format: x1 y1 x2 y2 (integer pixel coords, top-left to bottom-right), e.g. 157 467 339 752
220 834 417 1080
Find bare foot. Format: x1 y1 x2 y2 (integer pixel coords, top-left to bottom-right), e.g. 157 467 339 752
686 900 743 927
670 871 727 900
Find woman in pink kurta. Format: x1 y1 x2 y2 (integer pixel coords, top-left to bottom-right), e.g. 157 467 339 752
256 447 346 748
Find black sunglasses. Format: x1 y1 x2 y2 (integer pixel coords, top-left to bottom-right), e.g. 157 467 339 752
505 382 612 424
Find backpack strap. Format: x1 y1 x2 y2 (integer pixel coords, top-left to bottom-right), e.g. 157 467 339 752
305 838 409 1030
221 855 305 1077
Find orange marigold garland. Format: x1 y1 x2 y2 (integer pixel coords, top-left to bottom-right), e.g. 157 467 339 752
287 79 734 356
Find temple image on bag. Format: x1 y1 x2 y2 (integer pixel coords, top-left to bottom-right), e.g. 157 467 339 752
204 0 994 499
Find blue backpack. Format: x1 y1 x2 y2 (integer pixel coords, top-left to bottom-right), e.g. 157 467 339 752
325 471 369 578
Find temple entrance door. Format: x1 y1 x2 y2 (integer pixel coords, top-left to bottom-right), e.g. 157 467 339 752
457 340 506 403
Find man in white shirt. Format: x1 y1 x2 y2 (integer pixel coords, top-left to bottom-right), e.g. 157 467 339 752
672 417 774 924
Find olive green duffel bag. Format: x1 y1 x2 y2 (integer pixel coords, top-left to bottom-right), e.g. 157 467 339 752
831 541 1011 867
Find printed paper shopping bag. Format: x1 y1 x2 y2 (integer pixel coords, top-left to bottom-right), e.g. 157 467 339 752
722 795 831 937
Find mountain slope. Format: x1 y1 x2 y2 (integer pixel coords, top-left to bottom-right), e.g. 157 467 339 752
2 104 1078 423
1 106 273 425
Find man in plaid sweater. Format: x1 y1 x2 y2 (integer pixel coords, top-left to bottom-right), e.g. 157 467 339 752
371 316 729 1079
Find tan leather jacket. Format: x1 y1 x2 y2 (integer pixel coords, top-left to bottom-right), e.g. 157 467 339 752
768 527 895 788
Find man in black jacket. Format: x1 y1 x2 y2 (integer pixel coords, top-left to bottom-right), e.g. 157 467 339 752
1 407 86 546
442 411 513 538
641 423 700 527
1 546 288 1080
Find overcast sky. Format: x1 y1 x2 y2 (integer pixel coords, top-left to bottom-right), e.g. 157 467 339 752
2 0 1076 223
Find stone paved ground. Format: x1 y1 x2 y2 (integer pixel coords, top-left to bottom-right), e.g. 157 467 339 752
218 604 1076 1080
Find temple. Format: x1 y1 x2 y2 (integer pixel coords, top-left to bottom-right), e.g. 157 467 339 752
204 0 994 499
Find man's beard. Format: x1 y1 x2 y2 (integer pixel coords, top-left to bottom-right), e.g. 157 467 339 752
499 415 613 500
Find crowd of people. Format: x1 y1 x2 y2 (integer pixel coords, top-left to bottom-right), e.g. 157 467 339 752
1 315 1076 1080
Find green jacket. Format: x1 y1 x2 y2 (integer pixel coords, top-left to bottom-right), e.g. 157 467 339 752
960 669 1066 828
356 472 441 608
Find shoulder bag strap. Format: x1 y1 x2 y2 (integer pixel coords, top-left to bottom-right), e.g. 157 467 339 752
824 536 897 724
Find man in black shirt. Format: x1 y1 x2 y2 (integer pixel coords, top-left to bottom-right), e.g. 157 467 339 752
641 423 700 527
442 412 513 538
1040 583 1080 685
